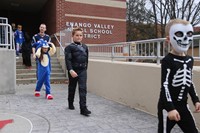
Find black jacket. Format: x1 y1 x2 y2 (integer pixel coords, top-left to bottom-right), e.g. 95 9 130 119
65 42 88 71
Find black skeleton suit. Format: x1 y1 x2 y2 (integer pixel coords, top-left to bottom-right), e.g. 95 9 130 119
65 42 91 116
158 53 200 133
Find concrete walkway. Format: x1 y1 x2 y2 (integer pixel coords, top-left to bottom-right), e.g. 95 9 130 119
0 84 182 133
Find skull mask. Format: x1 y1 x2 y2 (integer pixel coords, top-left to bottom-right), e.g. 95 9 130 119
169 23 193 53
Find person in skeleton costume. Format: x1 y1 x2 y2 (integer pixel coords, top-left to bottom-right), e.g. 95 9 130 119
158 19 200 133
34 40 56 100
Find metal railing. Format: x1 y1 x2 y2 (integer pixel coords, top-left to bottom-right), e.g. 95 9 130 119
53 28 200 64
0 17 13 49
53 29 72 55
0 17 8 24
88 35 200 64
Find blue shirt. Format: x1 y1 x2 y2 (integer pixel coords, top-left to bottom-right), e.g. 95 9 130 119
32 33 51 50
14 30 25 44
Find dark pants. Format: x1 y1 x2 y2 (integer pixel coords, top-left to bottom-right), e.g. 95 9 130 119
68 69 87 109
22 52 31 67
158 102 199 133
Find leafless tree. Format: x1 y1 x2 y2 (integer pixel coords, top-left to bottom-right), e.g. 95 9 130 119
127 0 155 41
148 0 200 38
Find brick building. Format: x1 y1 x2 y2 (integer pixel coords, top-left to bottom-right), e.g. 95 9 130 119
0 0 126 44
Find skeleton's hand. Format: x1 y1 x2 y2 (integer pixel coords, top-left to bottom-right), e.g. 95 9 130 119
168 109 180 121
195 102 200 113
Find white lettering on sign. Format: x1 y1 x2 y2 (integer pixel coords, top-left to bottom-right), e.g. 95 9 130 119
66 21 114 39
66 22 92 28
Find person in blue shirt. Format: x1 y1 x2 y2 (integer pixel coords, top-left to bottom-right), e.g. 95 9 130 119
14 25 25 57
32 24 51 80
32 23 51 59
34 40 56 100
32 38 48 79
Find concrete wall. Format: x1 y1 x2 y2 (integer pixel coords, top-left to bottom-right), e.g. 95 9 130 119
87 59 200 129
0 49 16 94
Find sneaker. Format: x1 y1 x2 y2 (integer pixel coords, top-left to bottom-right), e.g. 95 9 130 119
34 91 40 97
46 94 53 100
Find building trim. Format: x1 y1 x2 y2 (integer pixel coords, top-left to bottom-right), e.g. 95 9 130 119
65 14 126 22
64 0 126 8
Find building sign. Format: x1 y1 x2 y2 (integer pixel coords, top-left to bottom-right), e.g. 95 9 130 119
66 21 114 39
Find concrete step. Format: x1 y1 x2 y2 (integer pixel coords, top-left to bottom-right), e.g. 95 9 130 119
16 68 63 74
17 73 66 79
16 64 62 69
16 56 58 59
16 77 68 84
16 59 59 65
16 55 67 84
